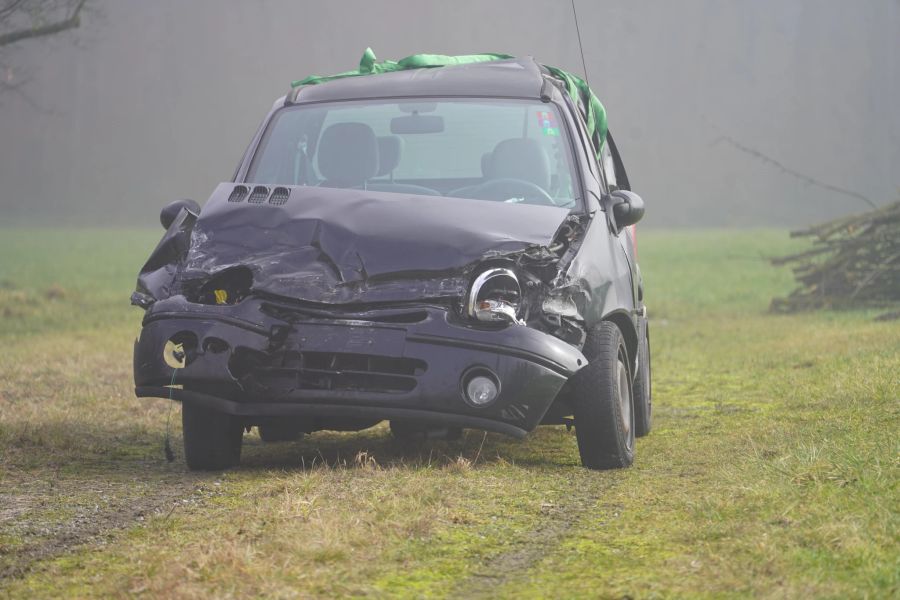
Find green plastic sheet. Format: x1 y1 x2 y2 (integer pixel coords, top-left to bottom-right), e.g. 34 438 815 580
291 48 607 154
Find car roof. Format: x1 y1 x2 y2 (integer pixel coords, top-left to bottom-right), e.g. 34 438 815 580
289 57 548 104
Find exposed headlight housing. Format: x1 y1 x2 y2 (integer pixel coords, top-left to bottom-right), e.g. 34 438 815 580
467 268 523 325
542 294 580 318
196 267 253 305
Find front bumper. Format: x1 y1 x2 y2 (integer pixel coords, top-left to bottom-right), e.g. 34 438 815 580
134 296 586 437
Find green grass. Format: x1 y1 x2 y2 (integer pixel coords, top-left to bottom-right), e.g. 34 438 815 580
0 228 897 598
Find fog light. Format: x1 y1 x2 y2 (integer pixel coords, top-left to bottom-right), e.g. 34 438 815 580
163 331 198 369
465 374 499 406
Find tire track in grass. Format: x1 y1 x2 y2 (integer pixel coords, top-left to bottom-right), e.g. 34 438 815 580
0 469 218 580
448 470 624 598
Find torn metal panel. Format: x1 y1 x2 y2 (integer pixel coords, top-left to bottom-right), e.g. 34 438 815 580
170 183 572 306
542 212 633 327
132 207 197 308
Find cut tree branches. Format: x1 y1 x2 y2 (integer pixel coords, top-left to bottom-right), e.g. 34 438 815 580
771 201 900 312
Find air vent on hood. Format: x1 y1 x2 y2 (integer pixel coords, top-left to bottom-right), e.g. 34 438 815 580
248 186 270 203
228 185 249 203
269 187 290 205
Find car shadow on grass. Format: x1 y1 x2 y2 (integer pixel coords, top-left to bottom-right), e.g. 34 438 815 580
235 424 581 472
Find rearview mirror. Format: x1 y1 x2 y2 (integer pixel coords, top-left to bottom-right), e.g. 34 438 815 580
390 114 444 135
610 190 645 230
398 102 437 113
160 199 201 230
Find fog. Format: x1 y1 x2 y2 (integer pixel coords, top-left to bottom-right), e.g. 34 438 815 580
0 0 897 227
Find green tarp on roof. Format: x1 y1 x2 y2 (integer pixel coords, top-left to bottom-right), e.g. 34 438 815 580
291 48 607 155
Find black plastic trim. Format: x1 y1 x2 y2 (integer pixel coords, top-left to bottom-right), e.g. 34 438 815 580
136 386 528 439
406 333 575 376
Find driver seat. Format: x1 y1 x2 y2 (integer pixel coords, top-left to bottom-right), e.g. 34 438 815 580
317 122 379 188
487 138 551 192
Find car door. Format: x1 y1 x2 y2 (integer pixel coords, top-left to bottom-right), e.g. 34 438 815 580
560 92 639 322
602 131 640 309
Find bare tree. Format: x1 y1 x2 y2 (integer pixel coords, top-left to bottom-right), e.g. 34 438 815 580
0 0 87 102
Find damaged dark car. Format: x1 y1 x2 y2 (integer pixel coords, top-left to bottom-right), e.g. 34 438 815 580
132 56 651 471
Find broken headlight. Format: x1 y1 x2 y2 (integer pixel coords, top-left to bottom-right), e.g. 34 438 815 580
466 267 523 325
541 293 580 318
196 267 253 305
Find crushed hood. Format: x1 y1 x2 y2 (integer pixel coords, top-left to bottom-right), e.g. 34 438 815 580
172 183 571 304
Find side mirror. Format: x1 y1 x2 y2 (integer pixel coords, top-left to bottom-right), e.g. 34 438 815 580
160 199 200 230
610 190 645 229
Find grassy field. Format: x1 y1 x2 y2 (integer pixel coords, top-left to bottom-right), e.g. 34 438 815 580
0 228 897 598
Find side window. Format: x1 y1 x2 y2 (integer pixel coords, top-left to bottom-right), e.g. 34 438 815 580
601 142 618 191
606 131 631 191
561 93 601 184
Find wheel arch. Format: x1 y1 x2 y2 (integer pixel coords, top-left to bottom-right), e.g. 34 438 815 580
602 310 638 374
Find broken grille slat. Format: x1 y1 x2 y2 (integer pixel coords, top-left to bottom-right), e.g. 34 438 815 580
254 369 416 393
256 366 417 379
247 351 425 394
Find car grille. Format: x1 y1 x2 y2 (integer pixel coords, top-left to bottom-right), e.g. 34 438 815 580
246 351 426 394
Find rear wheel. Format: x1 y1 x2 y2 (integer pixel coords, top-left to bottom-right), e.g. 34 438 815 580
258 422 304 443
572 321 635 469
182 402 243 470
633 316 652 437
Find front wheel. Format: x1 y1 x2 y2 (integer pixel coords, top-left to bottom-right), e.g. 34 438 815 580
182 402 243 471
572 321 635 469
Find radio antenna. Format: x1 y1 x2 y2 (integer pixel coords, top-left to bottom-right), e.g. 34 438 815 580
570 0 591 86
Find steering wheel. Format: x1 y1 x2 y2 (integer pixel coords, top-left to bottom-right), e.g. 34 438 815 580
464 178 557 206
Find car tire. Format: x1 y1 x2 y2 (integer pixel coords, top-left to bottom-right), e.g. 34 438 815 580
572 321 635 470
182 402 243 471
258 423 304 443
633 316 652 437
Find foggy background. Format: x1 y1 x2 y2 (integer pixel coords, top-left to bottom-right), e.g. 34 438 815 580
0 0 897 227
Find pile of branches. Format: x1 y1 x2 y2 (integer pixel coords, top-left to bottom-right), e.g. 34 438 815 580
771 201 900 313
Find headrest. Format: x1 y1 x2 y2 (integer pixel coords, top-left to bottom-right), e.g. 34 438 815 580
376 135 404 177
317 122 379 185
489 138 551 191
481 152 493 178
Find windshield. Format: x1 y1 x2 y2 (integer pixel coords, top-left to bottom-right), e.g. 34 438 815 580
247 98 580 208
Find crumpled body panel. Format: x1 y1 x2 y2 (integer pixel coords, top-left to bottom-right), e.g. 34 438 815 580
170 184 571 305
